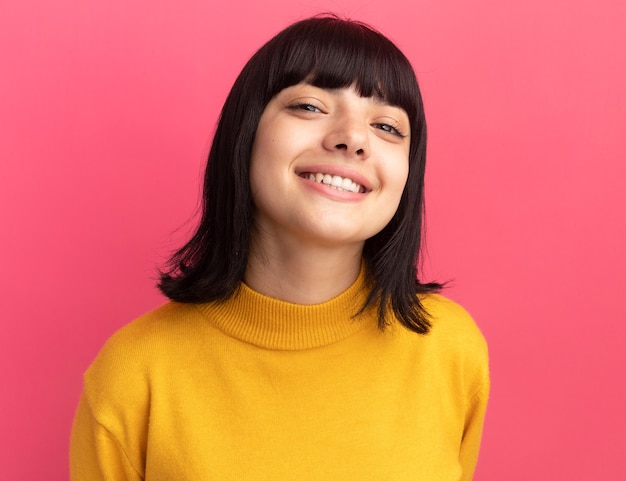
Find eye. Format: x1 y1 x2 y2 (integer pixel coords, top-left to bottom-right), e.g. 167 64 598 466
288 103 323 113
372 122 407 138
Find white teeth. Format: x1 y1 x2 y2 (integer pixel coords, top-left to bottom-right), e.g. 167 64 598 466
302 172 364 193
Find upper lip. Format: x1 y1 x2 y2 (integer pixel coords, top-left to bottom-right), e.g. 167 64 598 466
295 164 373 192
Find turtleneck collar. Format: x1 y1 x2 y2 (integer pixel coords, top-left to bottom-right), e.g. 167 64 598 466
195 265 374 350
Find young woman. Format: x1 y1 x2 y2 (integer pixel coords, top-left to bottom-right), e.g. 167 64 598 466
70 15 489 481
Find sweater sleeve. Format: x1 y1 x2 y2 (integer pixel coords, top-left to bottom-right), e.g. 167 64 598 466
70 394 143 481
459 378 490 480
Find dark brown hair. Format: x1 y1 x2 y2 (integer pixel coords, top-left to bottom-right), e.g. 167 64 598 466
159 15 440 333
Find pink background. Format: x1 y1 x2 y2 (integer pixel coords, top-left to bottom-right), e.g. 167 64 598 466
1 0 624 479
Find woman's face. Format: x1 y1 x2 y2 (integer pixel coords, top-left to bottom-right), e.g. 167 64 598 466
249 83 410 251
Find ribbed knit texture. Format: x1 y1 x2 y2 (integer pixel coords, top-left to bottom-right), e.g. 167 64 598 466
201 272 368 350
70 268 489 481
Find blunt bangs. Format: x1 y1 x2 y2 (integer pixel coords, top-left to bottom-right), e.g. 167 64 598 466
257 17 421 123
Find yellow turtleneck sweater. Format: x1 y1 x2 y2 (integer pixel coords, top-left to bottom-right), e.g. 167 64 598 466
70 269 489 480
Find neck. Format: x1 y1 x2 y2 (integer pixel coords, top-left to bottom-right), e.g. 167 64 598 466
244 238 364 305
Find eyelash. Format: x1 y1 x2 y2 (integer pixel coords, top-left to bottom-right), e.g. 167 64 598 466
287 103 407 138
373 123 407 138
288 103 323 113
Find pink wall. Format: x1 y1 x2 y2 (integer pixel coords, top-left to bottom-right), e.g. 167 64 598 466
1 0 624 479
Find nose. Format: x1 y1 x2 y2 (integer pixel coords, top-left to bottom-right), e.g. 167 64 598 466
322 114 371 159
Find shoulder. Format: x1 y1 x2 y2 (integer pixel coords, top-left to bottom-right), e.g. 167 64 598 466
90 302 200 367
82 302 205 410
404 293 490 396
420 293 488 355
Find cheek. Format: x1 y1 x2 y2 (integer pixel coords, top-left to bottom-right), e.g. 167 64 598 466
248 144 275 207
386 155 410 200
381 159 410 227
249 125 277 193
374 159 409 230
397 162 410 189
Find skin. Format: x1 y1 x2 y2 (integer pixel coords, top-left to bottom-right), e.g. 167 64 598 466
244 83 411 304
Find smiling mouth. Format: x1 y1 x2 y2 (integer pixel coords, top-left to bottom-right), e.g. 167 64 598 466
298 172 367 193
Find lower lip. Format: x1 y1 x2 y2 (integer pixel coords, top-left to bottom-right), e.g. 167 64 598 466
299 176 366 201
